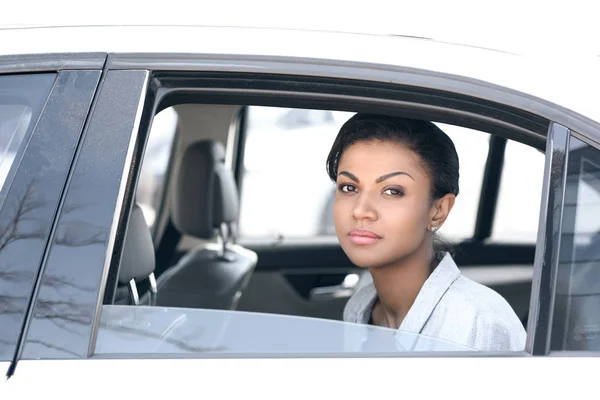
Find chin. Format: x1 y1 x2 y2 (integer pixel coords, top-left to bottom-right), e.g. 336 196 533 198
345 249 388 269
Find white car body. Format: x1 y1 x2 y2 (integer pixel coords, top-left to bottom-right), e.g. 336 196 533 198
2 13 600 398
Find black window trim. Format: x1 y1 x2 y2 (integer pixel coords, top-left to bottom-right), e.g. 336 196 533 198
90 72 152 355
526 122 570 356
154 75 548 150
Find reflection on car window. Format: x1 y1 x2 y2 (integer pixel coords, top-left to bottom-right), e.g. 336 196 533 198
238 107 488 242
95 305 475 355
0 86 36 191
136 107 178 228
552 136 600 351
0 73 57 361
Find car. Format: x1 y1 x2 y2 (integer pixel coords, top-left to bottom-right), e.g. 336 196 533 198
1 19 600 398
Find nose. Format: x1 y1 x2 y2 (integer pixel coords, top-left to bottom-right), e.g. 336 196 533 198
352 193 378 221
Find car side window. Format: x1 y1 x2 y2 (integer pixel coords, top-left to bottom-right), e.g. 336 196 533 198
94 105 509 357
551 135 600 351
0 73 55 361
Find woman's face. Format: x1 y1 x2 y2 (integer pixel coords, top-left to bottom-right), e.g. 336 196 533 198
333 139 446 268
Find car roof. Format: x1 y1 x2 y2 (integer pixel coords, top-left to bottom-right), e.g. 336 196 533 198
1 23 599 127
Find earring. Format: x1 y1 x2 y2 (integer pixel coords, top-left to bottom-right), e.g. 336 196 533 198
431 226 439 232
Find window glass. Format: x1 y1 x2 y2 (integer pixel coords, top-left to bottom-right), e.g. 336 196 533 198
492 140 545 242
551 136 600 351
95 305 476 355
0 76 41 192
0 105 31 186
136 107 178 228
0 72 78 361
238 106 489 242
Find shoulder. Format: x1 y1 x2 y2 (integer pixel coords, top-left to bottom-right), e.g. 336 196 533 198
447 275 517 317
343 281 377 323
433 253 520 318
441 275 527 351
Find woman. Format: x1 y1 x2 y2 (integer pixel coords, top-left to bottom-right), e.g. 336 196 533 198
327 113 526 352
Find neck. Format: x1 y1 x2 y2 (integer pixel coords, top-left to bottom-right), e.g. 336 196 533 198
369 245 435 329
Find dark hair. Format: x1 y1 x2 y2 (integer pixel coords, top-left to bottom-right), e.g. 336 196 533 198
326 114 460 259
326 113 460 200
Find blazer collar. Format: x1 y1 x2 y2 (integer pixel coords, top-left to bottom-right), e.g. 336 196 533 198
398 252 461 333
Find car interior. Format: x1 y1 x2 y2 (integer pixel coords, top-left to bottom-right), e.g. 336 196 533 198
104 100 546 333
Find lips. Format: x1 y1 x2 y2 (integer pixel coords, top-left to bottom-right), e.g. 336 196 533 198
347 229 382 245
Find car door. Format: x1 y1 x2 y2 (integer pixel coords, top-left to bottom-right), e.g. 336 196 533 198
4 52 600 399
0 56 103 378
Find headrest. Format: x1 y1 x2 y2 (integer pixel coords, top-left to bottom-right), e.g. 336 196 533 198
172 140 239 239
118 203 156 285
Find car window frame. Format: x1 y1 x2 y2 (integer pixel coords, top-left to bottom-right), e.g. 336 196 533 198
18 53 600 363
0 53 105 375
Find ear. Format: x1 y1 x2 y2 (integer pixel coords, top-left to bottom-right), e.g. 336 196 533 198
429 194 456 230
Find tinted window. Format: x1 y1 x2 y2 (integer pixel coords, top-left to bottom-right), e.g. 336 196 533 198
0 73 56 361
238 107 489 242
0 71 102 362
551 135 600 351
0 75 49 194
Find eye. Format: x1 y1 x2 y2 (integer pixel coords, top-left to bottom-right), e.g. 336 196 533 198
383 187 404 196
338 183 357 193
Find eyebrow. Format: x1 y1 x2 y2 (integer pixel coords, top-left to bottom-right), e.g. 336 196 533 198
338 171 359 182
376 171 415 183
338 170 414 183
